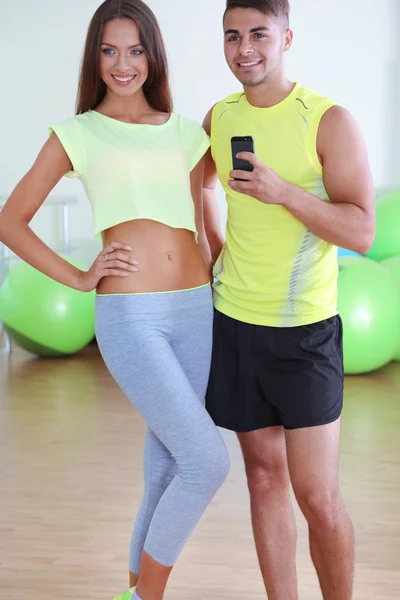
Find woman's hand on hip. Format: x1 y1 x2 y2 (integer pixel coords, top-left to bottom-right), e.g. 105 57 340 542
77 242 138 292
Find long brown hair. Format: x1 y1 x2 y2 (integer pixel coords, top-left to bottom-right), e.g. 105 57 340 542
76 0 173 115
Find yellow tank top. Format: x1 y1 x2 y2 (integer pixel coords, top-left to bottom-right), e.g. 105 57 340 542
211 83 339 327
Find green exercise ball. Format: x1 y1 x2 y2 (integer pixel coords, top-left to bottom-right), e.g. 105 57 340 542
380 256 400 361
380 255 400 283
367 190 400 261
0 256 95 357
337 257 400 374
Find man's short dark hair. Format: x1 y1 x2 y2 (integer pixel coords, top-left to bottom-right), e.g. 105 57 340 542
224 0 290 27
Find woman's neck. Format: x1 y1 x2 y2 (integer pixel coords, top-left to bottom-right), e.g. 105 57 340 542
97 89 155 120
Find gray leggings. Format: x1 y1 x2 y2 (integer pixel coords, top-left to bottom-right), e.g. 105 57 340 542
95 284 230 571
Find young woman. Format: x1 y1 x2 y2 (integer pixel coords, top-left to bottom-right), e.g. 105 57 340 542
0 1 230 599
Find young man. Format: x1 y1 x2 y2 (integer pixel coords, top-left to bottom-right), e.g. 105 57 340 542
204 1 375 599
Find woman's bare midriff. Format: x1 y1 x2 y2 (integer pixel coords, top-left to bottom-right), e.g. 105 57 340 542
96 219 210 295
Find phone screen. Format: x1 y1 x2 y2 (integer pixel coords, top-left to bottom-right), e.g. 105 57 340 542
231 136 255 180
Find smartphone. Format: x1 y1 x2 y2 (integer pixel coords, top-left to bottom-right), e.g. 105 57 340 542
231 136 255 181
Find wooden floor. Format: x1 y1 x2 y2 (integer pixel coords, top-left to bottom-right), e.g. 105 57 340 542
0 345 400 599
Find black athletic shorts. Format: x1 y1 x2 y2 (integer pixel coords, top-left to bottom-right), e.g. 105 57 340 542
206 310 344 432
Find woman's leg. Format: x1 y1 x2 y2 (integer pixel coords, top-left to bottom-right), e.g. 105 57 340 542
129 288 214 586
134 343 229 597
116 339 229 599
96 288 229 599
129 429 177 583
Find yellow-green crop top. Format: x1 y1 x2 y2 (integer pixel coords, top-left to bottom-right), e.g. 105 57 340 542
211 83 339 328
49 111 210 239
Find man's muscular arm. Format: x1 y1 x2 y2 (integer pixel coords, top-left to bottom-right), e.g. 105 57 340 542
229 106 375 254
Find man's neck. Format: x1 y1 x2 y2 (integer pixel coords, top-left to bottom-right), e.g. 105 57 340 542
244 77 295 109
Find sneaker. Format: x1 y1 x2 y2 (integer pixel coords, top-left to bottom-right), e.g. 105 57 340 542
113 588 135 600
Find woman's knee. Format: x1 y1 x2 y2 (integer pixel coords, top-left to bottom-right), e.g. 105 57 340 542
186 435 230 490
210 441 230 486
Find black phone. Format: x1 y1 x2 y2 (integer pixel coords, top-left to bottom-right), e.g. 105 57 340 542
231 136 255 181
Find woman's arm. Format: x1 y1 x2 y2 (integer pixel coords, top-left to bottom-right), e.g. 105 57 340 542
190 156 213 280
0 134 135 292
202 107 224 264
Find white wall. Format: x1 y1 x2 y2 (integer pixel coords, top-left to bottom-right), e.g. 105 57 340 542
0 0 397 266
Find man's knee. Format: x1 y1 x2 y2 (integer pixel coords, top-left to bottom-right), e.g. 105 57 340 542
245 455 290 499
296 487 344 532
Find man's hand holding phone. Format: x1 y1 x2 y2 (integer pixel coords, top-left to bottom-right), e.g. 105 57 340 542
230 140 289 206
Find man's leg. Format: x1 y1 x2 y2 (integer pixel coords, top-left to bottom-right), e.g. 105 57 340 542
238 426 298 600
285 419 354 600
